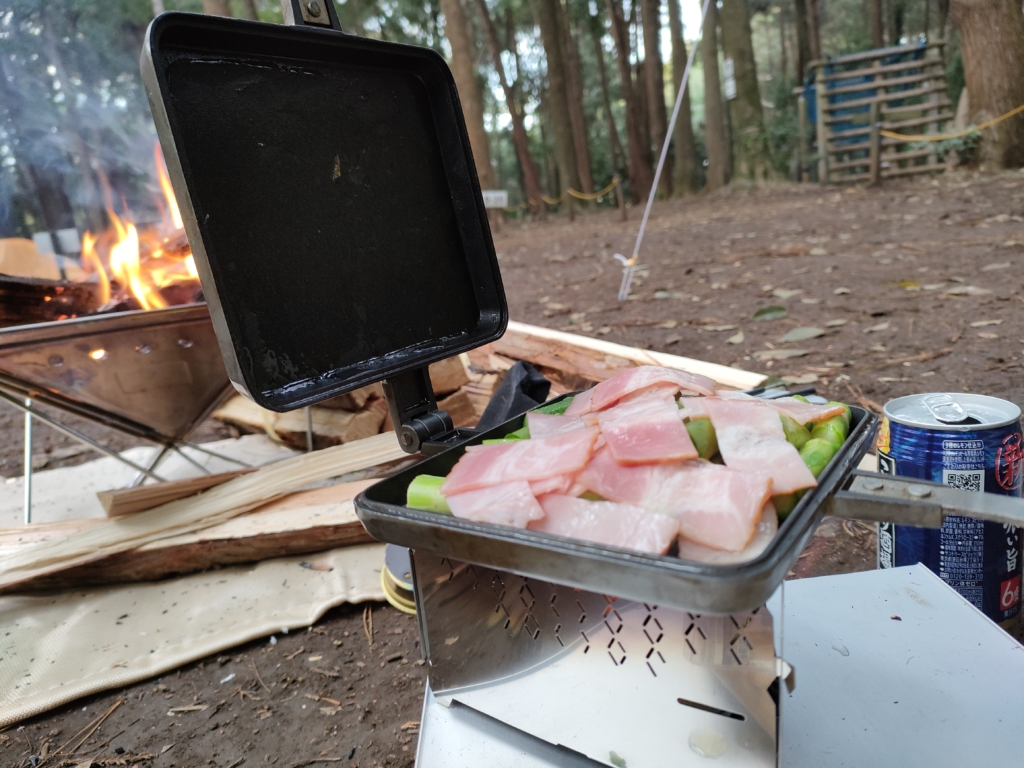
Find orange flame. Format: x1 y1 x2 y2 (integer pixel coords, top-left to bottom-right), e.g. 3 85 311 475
78 144 199 312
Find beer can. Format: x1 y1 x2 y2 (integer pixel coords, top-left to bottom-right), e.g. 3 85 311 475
877 393 1024 627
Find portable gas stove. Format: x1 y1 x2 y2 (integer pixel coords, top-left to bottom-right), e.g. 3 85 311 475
140 5 1024 765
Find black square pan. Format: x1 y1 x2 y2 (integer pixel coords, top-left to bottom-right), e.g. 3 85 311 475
141 13 506 411
356 402 878 615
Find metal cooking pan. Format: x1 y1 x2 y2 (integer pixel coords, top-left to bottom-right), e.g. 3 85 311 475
356 399 878 615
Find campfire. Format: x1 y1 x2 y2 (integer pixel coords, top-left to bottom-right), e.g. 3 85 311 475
78 145 202 314
0 146 202 328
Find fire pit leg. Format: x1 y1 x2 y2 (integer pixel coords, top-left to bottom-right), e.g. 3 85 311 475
178 441 252 468
171 445 212 475
23 398 32 525
128 445 173 488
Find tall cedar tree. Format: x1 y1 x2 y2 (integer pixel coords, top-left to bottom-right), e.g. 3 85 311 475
720 0 773 180
441 0 496 189
667 0 697 194
641 0 671 196
532 0 582 195
559 2 595 192
792 0 812 80
472 0 546 211
700 0 729 190
235 1 259 20
869 0 884 47
951 0 1024 167
203 0 232 15
606 0 655 200
587 10 628 173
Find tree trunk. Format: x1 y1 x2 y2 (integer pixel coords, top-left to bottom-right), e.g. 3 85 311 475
588 12 628 173
441 0 496 189
720 0 774 180
778 5 789 81
203 0 232 16
793 0 812 80
668 0 697 194
531 0 582 195
700 0 730 190
235 0 259 20
606 0 655 200
889 0 906 44
473 0 546 211
869 0 884 47
641 0 671 196
560 5 596 192
805 0 821 60
951 0 1024 167
937 0 950 39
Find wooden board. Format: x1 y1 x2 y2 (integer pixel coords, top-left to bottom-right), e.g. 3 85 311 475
3 481 377 591
492 321 766 390
98 468 256 517
428 355 471 395
0 431 407 593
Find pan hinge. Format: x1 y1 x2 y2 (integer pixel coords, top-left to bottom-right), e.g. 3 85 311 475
382 367 476 456
281 0 343 31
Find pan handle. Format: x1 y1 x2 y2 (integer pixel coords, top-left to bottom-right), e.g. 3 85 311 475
826 469 1024 529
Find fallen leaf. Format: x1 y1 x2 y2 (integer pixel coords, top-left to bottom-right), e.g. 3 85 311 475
308 655 323 662
897 280 921 289
970 319 1002 327
800 297 821 304
779 326 825 343
945 285 992 296
773 288 804 299
597 326 611 335
545 302 567 310
782 373 820 384
922 283 946 290
727 331 745 344
826 319 847 327
160 745 175 754
833 287 851 295
878 377 910 382
981 262 1012 271
653 290 686 300
870 344 887 352
865 321 890 333
320 706 340 715
753 348 810 360
978 332 999 339
754 305 788 322
74 762 93 768
657 319 678 329
809 247 828 256
664 334 682 345
704 324 737 331
300 561 333 572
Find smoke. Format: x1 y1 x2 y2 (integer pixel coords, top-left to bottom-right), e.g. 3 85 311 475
0 0 162 242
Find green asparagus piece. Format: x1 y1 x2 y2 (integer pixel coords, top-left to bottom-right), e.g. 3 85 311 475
406 475 452 514
503 424 530 440
780 413 811 450
687 418 719 460
799 438 838 478
790 394 811 404
532 396 575 415
482 438 519 445
810 415 849 451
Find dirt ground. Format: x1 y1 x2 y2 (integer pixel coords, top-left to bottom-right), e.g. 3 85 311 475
4 169 1024 767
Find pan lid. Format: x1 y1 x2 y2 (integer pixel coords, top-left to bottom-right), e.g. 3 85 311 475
140 9 506 416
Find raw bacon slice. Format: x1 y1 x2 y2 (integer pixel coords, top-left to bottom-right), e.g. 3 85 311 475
564 387 595 417
597 392 698 465
447 481 544 528
529 474 576 496
526 412 586 439
677 396 710 421
714 390 846 424
530 494 678 555
676 503 779 564
589 366 717 411
441 427 600 496
578 450 772 551
703 398 817 495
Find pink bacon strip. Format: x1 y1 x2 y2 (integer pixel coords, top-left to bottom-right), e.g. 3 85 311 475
441 426 600 496
447 481 544 528
703 398 817 495
530 494 679 555
597 391 698 465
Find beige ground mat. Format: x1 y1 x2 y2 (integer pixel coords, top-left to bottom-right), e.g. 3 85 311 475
0 543 385 727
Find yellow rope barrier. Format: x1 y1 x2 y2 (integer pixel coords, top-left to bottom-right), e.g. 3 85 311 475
880 102 1024 142
501 176 622 212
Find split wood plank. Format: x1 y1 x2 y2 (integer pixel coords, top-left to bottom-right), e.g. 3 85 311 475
3 481 376 591
0 432 407 593
427 355 471 395
494 321 766 390
98 468 256 517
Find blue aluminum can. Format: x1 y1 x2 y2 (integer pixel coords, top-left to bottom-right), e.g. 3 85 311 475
877 393 1024 626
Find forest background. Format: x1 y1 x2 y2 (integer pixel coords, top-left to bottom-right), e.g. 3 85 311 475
1 0 1023 238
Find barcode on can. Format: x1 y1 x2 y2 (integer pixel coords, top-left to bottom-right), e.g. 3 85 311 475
943 470 984 493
